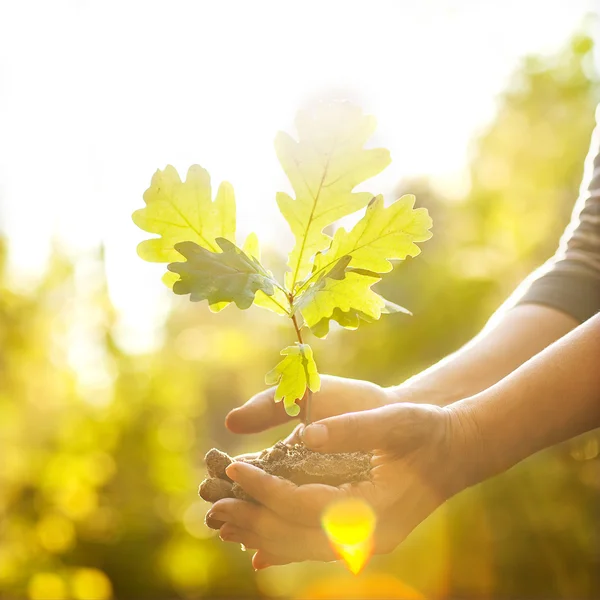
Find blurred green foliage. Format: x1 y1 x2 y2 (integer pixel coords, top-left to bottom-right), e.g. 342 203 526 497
1 35 600 599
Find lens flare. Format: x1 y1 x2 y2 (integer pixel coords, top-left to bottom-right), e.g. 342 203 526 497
322 498 376 574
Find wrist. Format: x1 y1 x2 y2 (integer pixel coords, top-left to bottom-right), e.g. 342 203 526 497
443 402 486 491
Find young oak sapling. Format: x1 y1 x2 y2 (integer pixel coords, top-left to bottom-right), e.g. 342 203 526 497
131 102 432 513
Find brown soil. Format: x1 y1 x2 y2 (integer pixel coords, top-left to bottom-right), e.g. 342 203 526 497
199 443 372 529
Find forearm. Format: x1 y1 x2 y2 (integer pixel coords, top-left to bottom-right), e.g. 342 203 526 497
388 304 578 406
453 312 600 484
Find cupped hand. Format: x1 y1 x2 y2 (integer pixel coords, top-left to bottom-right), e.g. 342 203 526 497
225 374 391 437
211 400 480 568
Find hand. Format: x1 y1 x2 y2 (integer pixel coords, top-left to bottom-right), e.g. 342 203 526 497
210 400 480 568
225 374 391 438
207 375 391 560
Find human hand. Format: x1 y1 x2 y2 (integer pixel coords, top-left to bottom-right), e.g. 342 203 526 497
225 374 391 438
210 401 480 568
204 376 390 531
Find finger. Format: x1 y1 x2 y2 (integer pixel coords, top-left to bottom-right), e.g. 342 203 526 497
302 404 433 454
225 461 344 526
215 501 336 561
219 523 262 549
225 387 296 434
252 550 296 569
301 405 397 452
210 498 277 539
220 523 290 556
253 551 278 569
250 526 337 566
252 534 338 568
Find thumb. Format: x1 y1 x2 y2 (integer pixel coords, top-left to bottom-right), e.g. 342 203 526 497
302 404 433 454
225 387 297 434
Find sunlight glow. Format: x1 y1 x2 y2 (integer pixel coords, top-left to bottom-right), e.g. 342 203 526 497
0 0 595 354
322 498 376 575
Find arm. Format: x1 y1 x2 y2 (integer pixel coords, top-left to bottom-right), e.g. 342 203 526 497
452 311 600 484
227 104 600 430
213 314 600 568
393 103 600 407
391 304 578 406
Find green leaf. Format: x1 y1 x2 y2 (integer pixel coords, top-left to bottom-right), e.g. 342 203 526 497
254 287 291 316
308 194 432 280
242 232 291 315
265 344 320 416
275 102 391 290
241 232 260 259
299 270 410 338
132 164 236 263
168 238 277 310
293 193 430 336
292 255 351 314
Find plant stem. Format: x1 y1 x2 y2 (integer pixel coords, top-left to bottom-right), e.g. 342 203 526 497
291 312 304 344
305 390 313 427
290 304 314 426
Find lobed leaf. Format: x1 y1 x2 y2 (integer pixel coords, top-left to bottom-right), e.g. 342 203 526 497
294 194 431 336
167 238 278 310
265 344 320 416
133 164 239 311
133 164 236 263
242 232 290 315
275 102 391 290
308 194 432 278
292 255 351 314
299 269 410 338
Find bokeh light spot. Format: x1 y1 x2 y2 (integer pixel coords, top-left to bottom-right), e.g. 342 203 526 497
322 498 376 574
36 514 75 553
71 568 113 600
28 572 67 600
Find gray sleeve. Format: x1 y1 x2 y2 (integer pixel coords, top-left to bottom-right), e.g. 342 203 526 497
513 105 600 323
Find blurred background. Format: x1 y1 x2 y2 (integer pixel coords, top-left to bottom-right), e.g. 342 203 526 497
1 1 600 598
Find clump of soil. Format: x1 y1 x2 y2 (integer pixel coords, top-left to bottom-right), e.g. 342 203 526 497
200 443 372 529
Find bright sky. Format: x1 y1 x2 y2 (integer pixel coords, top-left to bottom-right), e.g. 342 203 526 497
0 0 596 353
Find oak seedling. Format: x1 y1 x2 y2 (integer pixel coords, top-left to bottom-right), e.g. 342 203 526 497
132 102 432 422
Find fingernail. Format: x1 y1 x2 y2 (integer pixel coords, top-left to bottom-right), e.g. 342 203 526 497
209 511 225 521
225 463 238 480
303 424 328 448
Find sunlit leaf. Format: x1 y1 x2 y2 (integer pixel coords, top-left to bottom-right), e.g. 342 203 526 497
292 255 351 314
241 232 291 315
254 287 291 316
275 102 391 290
134 164 239 311
265 344 320 416
241 232 260 259
168 238 278 310
292 194 428 336
206 232 263 314
299 270 409 338
309 194 432 278
133 165 236 262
